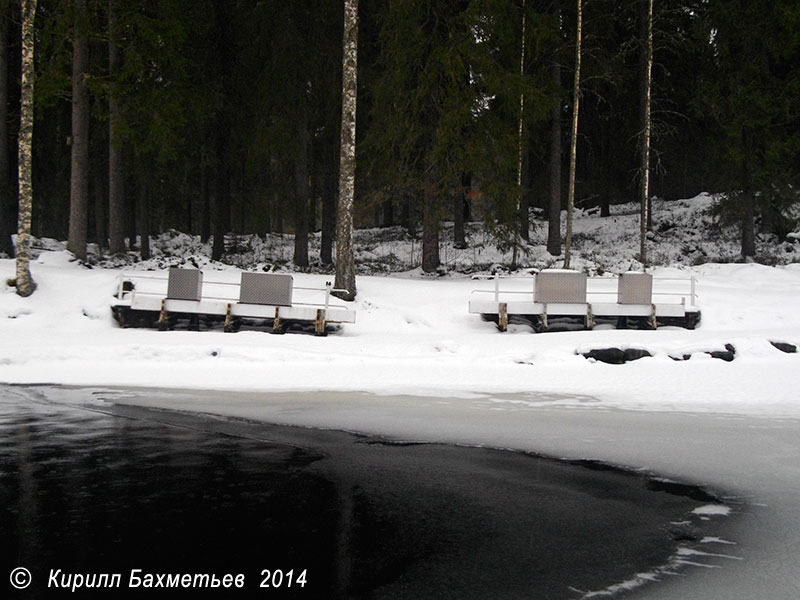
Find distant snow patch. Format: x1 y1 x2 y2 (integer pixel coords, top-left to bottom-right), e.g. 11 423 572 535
692 504 732 517
701 537 737 545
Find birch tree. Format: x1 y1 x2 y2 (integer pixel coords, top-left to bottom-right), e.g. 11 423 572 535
0 1 12 257
563 0 581 269
547 0 562 257
67 0 89 261
639 0 653 268
16 0 37 297
334 0 358 301
512 0 527 269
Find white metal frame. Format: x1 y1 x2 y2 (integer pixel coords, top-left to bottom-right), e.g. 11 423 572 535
113 271 356 325
468 272 698 323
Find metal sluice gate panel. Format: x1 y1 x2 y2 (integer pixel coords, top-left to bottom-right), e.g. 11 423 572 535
239 272 294 306
166 268 203 301
617 272 653 305
534 271 587 304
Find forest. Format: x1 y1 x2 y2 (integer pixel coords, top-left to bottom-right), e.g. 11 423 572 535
0 0 798 282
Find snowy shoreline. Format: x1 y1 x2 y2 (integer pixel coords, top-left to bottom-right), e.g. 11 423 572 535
2 247 800 418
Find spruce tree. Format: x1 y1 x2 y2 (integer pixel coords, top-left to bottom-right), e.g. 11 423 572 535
699 0 800 259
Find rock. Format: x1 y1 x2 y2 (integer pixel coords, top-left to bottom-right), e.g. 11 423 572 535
708 350 735 362
708 344 735 362
670 344 736 362
770 340 798 354
582 348 626 364
623 348 652 362
581 347 653 364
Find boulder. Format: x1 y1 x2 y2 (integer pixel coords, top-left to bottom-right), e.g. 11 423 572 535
670 343 736 362
707 344 735 362
581 347 652 364
582 348 626 364
623 348 653 362
770 340 798 354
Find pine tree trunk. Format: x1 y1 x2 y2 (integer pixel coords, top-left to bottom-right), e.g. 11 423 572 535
127 189 137 249
293 95 310 268
563 0 582 269
547 9 562 257
211 152 230 261
742 192 755 259
381 200 393 227
15 0 37 296
68 0 89 261
137 179 150 260
93 164 107 250
321 160 336 265
639 0 653 268
334 0 358 300
0 1 13 257
307 157 317 234
107 0 126 254
211 0 232 262
599 126 610 217
401 193 413 237
200 163 211 242
519 147 530 243
741 130 755 259
421 182 440 273
453 172 468 249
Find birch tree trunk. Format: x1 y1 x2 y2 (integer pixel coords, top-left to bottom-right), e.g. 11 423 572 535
67 0 89 261
547 31 562 256
563 0 582 270
16 0 37 297
107 0 126 254
512 1 527 267
334 0 358 300
639 0 653 268
0 1 12 256
547 0 562 257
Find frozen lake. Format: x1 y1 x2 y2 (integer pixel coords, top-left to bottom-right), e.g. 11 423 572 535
2 385 785 599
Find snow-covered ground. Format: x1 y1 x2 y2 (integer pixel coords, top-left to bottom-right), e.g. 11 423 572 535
2 250 798 418
2 195 800 598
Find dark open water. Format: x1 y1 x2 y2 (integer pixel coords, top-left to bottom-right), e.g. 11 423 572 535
1 385 725 599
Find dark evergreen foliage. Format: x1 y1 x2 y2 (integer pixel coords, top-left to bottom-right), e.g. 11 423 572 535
0 0 797 265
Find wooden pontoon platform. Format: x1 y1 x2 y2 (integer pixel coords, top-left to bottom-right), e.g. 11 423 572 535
111 268 355 336
469 270 700 332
